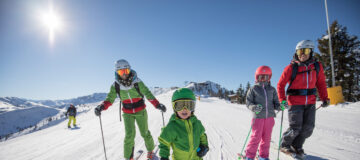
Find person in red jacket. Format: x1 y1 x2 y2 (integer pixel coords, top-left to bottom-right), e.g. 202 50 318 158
277 40 330 159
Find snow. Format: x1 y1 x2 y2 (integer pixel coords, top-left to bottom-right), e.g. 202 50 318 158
322 35 329 40
0 91 360 160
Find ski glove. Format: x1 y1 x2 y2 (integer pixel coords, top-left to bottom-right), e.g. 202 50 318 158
252 104 263 114
160 158 169 160
156 103 167 112
280 100 289 110
94 104 104 116
321 99 330 108
197 145 209 158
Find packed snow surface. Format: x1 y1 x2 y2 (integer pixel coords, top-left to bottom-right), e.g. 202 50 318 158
0 91 359 160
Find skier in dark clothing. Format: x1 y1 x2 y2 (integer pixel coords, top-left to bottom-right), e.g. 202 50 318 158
66 104 77 128
277 40 330 159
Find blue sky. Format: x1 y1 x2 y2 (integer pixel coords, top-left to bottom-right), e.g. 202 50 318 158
1 0 359 100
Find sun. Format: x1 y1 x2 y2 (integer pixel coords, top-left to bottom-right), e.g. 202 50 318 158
40 5 63 45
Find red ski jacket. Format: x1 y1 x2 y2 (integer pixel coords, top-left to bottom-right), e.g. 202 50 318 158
277 59 329 106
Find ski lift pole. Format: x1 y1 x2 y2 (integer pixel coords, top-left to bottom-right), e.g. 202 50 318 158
325 0 336 87
99 115 108 160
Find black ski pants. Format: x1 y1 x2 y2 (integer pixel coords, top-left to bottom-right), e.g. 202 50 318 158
281 104 316 150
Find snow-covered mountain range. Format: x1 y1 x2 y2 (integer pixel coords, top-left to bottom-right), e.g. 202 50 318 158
0 81 228 141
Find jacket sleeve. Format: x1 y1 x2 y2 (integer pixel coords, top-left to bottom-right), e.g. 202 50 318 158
316 63 329 101
200 133 208 147
66 108 69 115
246 87 256 111
277 65 292 102
103 84 118 110
273 87 281 110
138 81 160 107
158 125 174 159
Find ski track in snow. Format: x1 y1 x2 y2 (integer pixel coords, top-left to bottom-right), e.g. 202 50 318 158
0 93 360 160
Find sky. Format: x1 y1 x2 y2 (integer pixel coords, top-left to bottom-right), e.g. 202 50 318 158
0 0 359 100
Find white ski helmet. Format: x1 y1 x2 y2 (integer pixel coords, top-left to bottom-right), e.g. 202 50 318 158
295 40 315 50
115 59 130 70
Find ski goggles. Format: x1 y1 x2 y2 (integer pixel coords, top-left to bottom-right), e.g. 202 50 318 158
258 75 270 81
117 68 130 76
296 48 312 56
172 99 196 112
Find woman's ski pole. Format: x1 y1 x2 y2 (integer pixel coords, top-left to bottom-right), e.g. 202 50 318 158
161 111 165 127
277 110 284 160
99 115 108 160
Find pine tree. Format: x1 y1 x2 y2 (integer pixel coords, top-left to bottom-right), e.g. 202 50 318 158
317 21 360 101
236 84 245 104
245 81 251 94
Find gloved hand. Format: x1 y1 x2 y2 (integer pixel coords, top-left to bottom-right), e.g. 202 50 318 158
156 103 167 112
280 100 289 110
160 158 169 160
197 145 209 157
321 99 330 108
253 104 263 114
94 104 104 116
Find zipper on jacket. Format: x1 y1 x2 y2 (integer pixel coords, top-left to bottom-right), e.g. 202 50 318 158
185 119 194 157
262 84 268 118
305 65 309 105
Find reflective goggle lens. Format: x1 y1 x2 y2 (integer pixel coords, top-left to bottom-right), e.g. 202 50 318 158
258 75 269 81
117 68 130 76
172 100 195 112
296 48 312 56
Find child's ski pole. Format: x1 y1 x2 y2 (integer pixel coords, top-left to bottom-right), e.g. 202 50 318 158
239 119 255 160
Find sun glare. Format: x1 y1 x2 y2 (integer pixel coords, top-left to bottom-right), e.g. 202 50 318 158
41 5 63 45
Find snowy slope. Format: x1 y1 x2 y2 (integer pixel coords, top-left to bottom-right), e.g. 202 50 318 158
0 91 359 160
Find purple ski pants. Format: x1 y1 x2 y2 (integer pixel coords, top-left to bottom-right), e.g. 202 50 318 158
245 117 275 159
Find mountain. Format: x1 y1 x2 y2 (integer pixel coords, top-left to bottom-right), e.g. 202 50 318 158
185 81 232 99
0 82 229 141
0 93 107 140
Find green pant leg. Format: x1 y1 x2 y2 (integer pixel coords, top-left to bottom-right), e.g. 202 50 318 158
73 116 76 126
123 112 136 158
135 109 155 152
67 116 73 127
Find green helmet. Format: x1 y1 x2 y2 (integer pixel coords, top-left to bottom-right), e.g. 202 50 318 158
172 88 196 102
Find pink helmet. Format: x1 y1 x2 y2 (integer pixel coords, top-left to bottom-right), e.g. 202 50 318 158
255 66 272 82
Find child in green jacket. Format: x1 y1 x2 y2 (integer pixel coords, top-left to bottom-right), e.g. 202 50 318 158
158 88 209 160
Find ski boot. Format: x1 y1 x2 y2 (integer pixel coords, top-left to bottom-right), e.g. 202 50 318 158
147 151 154 160
258 157 269 160
296 148 306 159
67 125 71 128
280 145 295 155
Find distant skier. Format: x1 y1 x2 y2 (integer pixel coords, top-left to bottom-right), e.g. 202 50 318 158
66 104 77 128
94 59 166 160
158 88 209 160
277 40 330 159
243 66 283 160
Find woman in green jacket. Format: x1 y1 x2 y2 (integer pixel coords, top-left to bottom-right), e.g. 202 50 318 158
158 88 209 160
95 59 166 160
